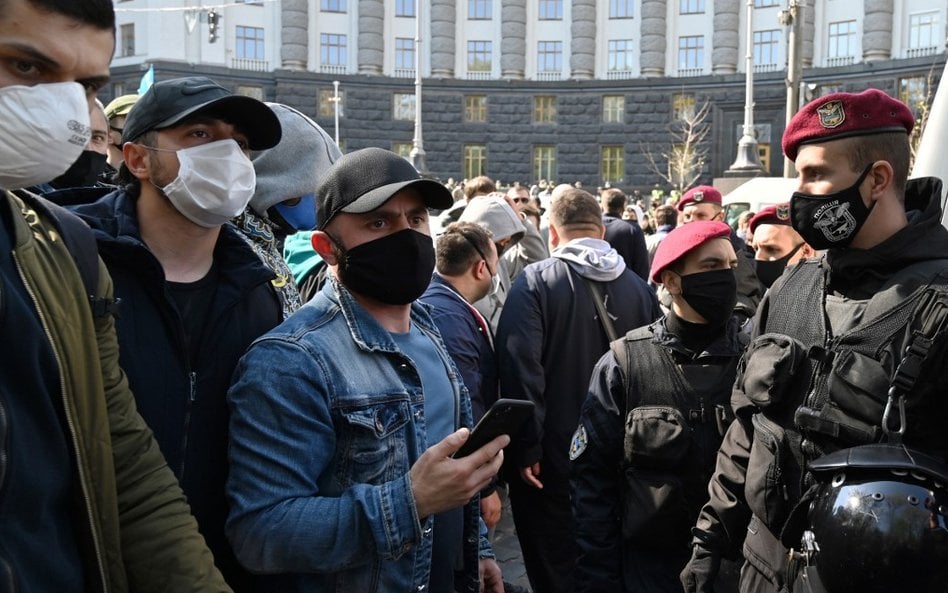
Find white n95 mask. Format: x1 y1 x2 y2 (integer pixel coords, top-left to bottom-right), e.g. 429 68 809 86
158 139 256 228
0 82 91 189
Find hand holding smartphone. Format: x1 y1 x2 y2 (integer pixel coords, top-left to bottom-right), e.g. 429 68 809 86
453 398 535 458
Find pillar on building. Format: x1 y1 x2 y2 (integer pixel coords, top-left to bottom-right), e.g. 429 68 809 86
712 0 740 75
501 0 527 80
863 0 894 62
571 0 596 80
640 0 666 77
430 0 455 77
280 0 308 70
802 0 815 67
358 0 384 75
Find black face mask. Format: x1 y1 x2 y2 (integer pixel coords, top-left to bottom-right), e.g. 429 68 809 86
678 268 737 327
790 164 873 250
333 228 435 305
755 243 805 288
51 150 108 189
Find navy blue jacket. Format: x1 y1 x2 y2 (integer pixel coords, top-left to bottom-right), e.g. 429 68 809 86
69 188 280 592
603 215 650 281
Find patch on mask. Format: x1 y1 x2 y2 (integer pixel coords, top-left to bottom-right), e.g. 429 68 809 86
776 203 791 221
817 100 845 129
813 200 856 242
569 425 588 461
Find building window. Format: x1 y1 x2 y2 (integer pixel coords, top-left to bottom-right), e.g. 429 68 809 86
396 0 415 17
900 76 928 118
465 95 487 122
393 93 416 121
395 37 415 70
607 39 634 73
601 146 625 184
468 0 491 19
754 0 778 6
680 0 705 14
678 36 704 72
672 93 696 120
318 88 345 118
758 144 771 171
467 40 492 72
236 26 264 60
392 142 413 158
538 0 563 20
235 85 264 100
120 23 135 57
321 0 346 12
537 41 563 73
609 0 633 18
533 145 557 183
533 96 556 124
753 29 780 66
603 95 625 123
112 82 126 97
320 33 347 66
827 20 856 58
908 12 938 50
464 144 487 178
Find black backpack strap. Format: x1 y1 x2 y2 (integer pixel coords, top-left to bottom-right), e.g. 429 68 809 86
18 191 119 318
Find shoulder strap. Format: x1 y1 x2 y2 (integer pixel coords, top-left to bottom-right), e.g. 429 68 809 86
611 325 683 408
584 278 619 342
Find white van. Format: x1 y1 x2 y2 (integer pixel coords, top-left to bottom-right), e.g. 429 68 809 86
722 177 798 229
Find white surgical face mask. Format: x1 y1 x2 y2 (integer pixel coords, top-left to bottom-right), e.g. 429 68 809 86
0 82 91 189
489 268 501 297
157 139 256 228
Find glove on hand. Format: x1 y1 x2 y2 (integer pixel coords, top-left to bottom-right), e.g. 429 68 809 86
680 541 720 593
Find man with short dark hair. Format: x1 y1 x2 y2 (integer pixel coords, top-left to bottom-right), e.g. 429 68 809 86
227 147 507 593
682 88 948 593
600 187 650 280
647 204 679 264
497 188 661 593
0 0 232 591
69 76 284 591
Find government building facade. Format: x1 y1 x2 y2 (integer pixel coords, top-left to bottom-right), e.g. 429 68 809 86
109 0 946 189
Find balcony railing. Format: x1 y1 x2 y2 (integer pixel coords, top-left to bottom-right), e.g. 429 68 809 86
606 70 634 80
906 46 939 59
677 67 704 77
824 55 856 67
754 63 780 73
466 70 491 80
393 67 415 78
230 57 268 71
320 64 346 75
536 71 562 81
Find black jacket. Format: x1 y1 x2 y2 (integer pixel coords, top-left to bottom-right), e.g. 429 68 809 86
69 188 280 592
602 214 650 281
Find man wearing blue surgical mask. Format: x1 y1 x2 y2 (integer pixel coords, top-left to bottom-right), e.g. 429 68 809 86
234 103 342 317
67 76 284 592
0 1 233 592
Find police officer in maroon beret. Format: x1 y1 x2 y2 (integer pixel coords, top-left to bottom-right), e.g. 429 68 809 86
572 221 746 593
682 88 948 593
748 203 818 288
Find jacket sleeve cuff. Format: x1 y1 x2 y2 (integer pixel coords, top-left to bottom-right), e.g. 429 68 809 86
378 472 425 559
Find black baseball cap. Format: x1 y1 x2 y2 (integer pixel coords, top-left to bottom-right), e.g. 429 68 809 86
121 76 282 150
316 147 453 230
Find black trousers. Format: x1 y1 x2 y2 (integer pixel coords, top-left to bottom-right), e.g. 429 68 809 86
508 474 576 593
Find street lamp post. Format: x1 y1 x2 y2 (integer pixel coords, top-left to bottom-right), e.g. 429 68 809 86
727 0 765 175
409 0 428 174
779 0 805 177
332 80 341 146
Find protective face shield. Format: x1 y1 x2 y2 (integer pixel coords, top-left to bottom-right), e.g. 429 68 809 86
794 444 948 593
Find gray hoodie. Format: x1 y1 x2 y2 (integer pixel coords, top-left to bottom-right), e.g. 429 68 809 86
551 237 626 282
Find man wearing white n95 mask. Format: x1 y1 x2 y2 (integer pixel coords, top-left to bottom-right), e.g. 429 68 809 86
67 76 283 592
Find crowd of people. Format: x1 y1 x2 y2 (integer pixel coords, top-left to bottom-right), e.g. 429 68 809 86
3 1 948 593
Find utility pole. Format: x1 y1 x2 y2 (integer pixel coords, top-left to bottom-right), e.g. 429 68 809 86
409 0 428 174
780 0 805 177
727 0 765 175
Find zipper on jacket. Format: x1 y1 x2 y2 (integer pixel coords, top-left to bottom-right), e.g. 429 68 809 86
178 371 197 479
11 248 109 593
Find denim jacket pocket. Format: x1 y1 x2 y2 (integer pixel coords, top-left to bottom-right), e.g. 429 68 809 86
337 399 413 485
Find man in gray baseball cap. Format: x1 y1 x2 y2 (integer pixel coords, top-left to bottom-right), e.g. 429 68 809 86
226 147 509 593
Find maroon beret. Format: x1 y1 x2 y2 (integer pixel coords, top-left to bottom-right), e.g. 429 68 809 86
650 220 731 284
677 185 722 212
782 88 914 162
749 203 792 234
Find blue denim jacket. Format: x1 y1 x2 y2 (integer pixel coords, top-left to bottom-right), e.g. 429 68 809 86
226 277 490 593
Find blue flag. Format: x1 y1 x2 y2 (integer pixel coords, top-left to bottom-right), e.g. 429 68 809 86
138 65 154 94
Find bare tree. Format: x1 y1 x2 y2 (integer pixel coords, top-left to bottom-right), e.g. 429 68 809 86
642 98 712 193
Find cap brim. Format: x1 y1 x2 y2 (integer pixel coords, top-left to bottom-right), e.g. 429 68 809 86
154 95 282 150
341 178 454 214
